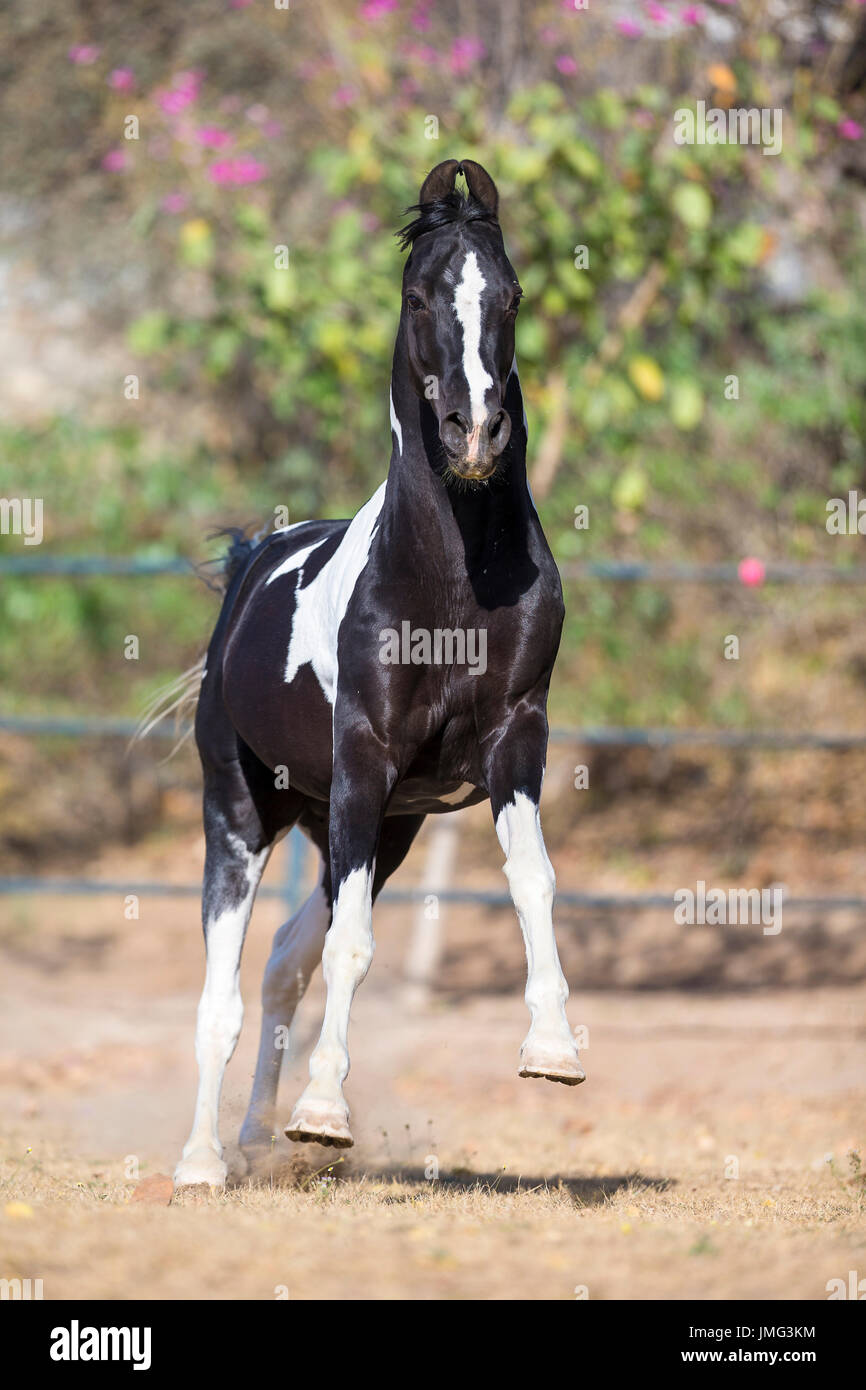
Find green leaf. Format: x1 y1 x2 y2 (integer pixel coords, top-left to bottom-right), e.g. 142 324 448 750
672 182 712 231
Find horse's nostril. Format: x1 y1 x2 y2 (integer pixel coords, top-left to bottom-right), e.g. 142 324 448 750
444 411 470 435
488 410 506 439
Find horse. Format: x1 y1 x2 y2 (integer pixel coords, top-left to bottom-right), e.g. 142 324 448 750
174 158 584 1189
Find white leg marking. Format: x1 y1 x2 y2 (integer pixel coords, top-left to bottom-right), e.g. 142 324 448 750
175 840 269 1186
239 880 331 1157
495 792 584 1085
454 251 494 429
286 866 373 1146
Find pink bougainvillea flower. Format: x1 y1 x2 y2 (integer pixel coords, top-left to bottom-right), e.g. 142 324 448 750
161 192 188 214
555 54 578 75
449 36 485 74
69 44 100 65
838 118 863 140
101 148 128 172
195 125 232 148
108 67 135 91
332 85 358 108
360 0 398 19
680 4 704 23
616 18 643 37
208 156 268 186
646 2 672 23
738 557 765 588
158 71 203 116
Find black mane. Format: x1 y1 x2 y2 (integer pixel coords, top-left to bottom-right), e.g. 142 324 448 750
396 189 498 251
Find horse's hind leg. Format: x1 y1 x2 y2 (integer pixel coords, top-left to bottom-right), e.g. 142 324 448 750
174 765 283 1188
238 865 332 1168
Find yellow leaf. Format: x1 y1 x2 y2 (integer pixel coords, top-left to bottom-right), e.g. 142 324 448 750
628 356 665 402
707 63 737 96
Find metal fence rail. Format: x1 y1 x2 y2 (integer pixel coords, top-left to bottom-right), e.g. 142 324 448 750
3 713 866 751
4 553 866 584
1 875 864 915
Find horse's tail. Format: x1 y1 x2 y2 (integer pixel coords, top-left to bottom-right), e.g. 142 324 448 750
129 656 205 759
130 527 263 760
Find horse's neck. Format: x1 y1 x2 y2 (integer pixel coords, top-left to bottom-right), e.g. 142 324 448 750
384 349 533 563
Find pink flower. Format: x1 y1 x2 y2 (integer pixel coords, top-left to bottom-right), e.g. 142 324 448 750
108 67 135 91
69 44 100 65
195 125 233 148
616 18 643 37
332 85 357 108
646 2 672 23
449 36 485 74
680 4 704 23
555 54 578 75
738 557 765 588
161 192 188 214
360 0 398 19
158 71 203 116
838 118 863 141
207 155 268 186
101 148 128 172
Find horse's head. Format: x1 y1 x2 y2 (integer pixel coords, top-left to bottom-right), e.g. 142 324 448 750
398 159 522 483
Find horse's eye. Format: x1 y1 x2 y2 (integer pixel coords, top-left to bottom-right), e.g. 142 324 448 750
406 294 425 312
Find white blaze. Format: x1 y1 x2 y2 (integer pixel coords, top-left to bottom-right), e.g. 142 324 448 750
454 251 494 431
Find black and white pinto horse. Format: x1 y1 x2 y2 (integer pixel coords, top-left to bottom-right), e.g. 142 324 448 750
175 159 584 1188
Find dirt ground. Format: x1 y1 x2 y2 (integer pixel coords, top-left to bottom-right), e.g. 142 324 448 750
0 811 864 1300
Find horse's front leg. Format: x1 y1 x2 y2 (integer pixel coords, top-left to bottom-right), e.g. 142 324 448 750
484 709 585 1086
285 727 396 1148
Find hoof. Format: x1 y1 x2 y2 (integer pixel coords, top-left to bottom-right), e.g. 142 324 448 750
174 1148 228 1188
519 1042 586 1087
285 1101 353 1149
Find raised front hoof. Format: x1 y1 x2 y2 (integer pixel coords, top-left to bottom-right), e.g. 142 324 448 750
285 1103 353 1149
173 1148 228 1189
519 1045 586 1087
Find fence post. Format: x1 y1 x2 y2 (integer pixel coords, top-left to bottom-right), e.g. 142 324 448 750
403 816 459 1007
282 826 307 919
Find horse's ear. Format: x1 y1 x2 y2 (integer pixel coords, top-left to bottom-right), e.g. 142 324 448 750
459 159 499 217
419 158 460 205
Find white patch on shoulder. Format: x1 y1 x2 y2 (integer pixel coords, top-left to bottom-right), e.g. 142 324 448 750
266 482 387 703
454 251 494 427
